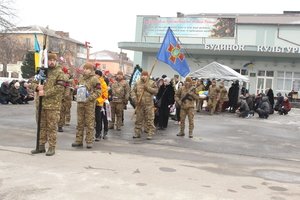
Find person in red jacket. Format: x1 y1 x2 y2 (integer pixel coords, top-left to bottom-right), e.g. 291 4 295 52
278 97 292 115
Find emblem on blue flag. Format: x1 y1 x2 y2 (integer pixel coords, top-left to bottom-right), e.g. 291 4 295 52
156 27 190 77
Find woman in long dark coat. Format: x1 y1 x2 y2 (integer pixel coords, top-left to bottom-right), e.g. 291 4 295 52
228 81 240 113
155 77 175 130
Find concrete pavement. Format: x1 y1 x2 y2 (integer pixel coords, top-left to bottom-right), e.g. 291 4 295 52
0 102 300 200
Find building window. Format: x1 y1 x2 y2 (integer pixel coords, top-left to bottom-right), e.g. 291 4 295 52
266 71 274 77
276 71 296 93
256 70 274 94
258 70 265 76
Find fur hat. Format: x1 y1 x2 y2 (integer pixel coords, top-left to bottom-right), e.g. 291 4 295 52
83 62 94 70
141 71 149 76
185 77 192 83
48 53 57 60
117 71 124 76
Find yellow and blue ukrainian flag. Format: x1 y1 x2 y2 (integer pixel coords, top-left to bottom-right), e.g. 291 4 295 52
34 34 40 73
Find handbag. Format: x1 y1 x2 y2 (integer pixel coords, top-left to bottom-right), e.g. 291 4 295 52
155 88 167 108
155 98 162 108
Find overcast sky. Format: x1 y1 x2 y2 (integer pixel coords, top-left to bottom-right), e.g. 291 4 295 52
14 0 300 59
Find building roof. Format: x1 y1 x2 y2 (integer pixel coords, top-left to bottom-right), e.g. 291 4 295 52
7 25 84 45
90 50 120 61
90 50 133 65
183 12 300 25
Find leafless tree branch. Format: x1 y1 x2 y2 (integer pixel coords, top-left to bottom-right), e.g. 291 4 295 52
0 0 16 30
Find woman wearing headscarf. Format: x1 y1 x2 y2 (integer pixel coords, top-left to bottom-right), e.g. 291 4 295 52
155 77 175 130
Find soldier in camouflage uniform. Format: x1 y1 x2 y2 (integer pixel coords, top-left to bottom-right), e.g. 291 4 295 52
72 63 101 149
208 79 220 115
217 81 229 112
175 77 199 138
195 79 205 112
58 66 72 132
31 53 67 156
109 71 130 131
64 67 74 126
131 71 158 140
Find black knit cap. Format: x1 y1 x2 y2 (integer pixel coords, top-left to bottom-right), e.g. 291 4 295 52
95 70 102 76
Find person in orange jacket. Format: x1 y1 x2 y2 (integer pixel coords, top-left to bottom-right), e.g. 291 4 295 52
95 70 109 140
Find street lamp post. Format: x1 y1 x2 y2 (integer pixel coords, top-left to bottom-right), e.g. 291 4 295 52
85 41 92 62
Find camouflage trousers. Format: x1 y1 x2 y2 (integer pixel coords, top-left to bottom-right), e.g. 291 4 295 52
65 97 72 123
208 97 218 114
179 107 194 135
109 101 124 129
76 102 95 144
135 104 155 136
58 98 72 127
38 109 60 147
196 98 204 111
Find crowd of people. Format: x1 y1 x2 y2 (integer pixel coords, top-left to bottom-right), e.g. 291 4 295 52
0 80 34 105
4 53 293 156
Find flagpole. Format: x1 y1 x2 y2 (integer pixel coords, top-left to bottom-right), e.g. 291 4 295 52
35 33 47 152
132 59 157 120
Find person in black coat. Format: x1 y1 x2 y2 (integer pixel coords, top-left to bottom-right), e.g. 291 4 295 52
0 81 10 104
265 88 274 114
228 80 240 113
155 77 175 130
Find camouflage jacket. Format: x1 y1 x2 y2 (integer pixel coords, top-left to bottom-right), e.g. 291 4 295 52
32 65 67 110
110 79 130 103
131 79 158 106
219 86 229 101
77 72 101 105
175 86 199 109
208 85 220 99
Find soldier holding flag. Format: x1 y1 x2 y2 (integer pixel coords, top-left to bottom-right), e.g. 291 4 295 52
131 71 158 140
31 53 67 156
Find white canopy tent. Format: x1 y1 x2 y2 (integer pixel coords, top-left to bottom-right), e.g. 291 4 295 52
189 62 249 82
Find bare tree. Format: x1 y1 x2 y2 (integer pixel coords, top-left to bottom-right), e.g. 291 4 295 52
0 35 25 77
0 0 16 30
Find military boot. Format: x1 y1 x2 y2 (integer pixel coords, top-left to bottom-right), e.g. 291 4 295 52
176 132 185 137
71 142 83 147
86 143 93 149
133 134 141 139
146 135 152 140
31 145 46 154
58 127 63 132
46 147 55 156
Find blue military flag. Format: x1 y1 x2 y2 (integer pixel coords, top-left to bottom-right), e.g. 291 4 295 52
156 27 190 77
